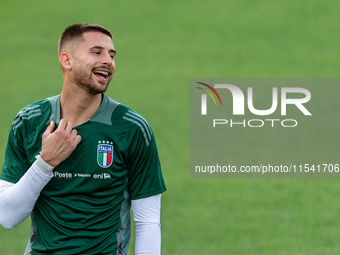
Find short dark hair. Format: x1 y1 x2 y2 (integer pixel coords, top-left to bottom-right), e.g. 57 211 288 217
58 23 113 56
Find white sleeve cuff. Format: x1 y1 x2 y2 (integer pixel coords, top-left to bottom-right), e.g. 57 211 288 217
35 155 54 176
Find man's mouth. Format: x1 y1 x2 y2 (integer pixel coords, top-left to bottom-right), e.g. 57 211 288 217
93 70 111 81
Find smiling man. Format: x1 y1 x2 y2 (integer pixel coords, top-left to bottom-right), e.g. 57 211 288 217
0 23 166 255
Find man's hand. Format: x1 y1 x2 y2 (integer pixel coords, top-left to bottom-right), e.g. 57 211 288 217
40 119 81 167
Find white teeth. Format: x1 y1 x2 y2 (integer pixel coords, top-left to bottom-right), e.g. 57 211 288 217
94 71 109 76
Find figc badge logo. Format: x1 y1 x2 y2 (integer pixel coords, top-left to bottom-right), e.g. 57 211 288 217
97 141 114 168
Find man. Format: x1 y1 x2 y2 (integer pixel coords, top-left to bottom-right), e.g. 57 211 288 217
0 23 166 255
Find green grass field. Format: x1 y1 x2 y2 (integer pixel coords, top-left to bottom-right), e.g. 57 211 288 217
1 0 340 254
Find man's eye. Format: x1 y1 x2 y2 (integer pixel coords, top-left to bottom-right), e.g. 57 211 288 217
110 55 115 59
93 51 100 55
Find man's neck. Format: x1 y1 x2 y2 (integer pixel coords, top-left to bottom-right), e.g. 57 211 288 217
60 87 103 127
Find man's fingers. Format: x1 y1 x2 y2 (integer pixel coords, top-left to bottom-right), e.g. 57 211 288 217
58 119 68 130
70 129 79 140
44 121 55 134
44 119 78 144
74 135 82 145
65 121 73 135
41 119 81 167
55 120 74 140
70 129 81 146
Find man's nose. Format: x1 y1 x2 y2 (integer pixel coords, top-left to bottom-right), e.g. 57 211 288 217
101 52 113 65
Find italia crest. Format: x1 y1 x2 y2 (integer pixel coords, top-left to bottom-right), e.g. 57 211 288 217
97 141 114 168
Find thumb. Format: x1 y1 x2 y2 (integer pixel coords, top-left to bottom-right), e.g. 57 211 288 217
44 121 55 134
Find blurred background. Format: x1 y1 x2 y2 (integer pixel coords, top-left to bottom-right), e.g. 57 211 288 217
1 0 340 254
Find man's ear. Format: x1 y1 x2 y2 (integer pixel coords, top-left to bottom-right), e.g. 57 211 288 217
59 52 73 71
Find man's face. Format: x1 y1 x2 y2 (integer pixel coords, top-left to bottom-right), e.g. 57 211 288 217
72 31 116 95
